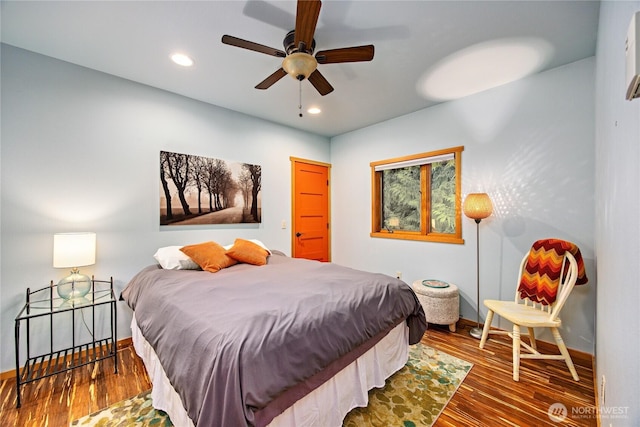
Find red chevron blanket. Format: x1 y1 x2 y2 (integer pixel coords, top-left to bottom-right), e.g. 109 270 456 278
517 239 588 305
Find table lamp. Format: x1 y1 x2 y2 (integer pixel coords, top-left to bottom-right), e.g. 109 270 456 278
53 232 96 300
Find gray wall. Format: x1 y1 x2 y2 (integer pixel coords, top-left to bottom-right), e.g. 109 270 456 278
331 57 596 354
0 44 330 372
595 2 640 424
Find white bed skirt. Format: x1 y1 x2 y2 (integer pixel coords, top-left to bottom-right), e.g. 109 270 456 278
131 314 409 427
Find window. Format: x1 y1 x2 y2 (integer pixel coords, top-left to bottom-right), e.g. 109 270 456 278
370 146 463 244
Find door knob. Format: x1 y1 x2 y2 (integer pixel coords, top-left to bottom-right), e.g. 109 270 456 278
296 232 303 237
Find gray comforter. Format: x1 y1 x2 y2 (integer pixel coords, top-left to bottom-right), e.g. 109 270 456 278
121 251 427 427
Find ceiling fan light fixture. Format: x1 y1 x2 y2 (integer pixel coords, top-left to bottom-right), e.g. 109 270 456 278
282 52 317 80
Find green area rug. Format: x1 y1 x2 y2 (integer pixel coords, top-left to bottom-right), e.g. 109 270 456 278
71 344 472 427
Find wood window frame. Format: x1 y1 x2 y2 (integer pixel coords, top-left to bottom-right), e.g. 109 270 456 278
370 146 464 244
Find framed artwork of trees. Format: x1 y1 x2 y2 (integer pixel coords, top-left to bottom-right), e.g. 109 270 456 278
160 150 262 226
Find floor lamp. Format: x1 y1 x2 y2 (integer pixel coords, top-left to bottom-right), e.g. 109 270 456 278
463 193 493 339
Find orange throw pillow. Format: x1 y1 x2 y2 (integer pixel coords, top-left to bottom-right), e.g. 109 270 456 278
226 238 269 266
180 241 237 273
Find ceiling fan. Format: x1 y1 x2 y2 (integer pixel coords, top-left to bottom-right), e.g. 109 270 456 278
221 0 374 96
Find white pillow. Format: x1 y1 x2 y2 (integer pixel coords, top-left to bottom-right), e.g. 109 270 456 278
224 239 271 255
248 239 272 255
154 246 201 270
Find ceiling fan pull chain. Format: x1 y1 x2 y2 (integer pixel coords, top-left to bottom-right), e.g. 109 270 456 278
299 80 303 118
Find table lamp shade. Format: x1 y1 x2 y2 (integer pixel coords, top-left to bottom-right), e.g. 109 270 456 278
463 193 493 220
53 232 96 268
53 233 96 300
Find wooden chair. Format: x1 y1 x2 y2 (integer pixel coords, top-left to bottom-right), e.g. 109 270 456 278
479 240 582 381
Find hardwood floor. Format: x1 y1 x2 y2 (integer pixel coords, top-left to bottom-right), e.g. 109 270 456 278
0 320 596 426
427 320 596 427
0 340 152 427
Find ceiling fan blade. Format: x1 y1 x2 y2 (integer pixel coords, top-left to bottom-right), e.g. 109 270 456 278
315 45 375 64
294 0 321 52
255 68 288 90
222 35 286 58
308 69 334 96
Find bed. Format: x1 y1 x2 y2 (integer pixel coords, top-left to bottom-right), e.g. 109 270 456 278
121 245 427 427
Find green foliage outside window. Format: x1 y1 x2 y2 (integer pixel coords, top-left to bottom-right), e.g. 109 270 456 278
382 160 455 233
382 166 421 231
430 160 456 233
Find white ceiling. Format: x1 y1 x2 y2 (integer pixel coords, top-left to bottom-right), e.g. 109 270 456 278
1 1 600 138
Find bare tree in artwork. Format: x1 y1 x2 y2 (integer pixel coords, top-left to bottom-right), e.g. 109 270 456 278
243 163 262 222
238 168 252 209
191 156 207 215
201 159 239 213
220 168 237 210
164 152 192 216
203 158 217 213
212 159 230 211
160 152 174 220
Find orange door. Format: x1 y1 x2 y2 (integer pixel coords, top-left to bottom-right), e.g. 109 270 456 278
291 158 330 262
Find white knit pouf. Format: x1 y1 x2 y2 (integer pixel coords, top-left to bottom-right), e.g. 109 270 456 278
411 280 459 332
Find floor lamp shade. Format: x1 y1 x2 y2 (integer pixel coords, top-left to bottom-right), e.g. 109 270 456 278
463 193 492 339
463 193 493 221
53 232 96 300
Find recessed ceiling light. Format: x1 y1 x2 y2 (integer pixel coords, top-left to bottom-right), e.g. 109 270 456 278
307 107 321 115
171 53 194 67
